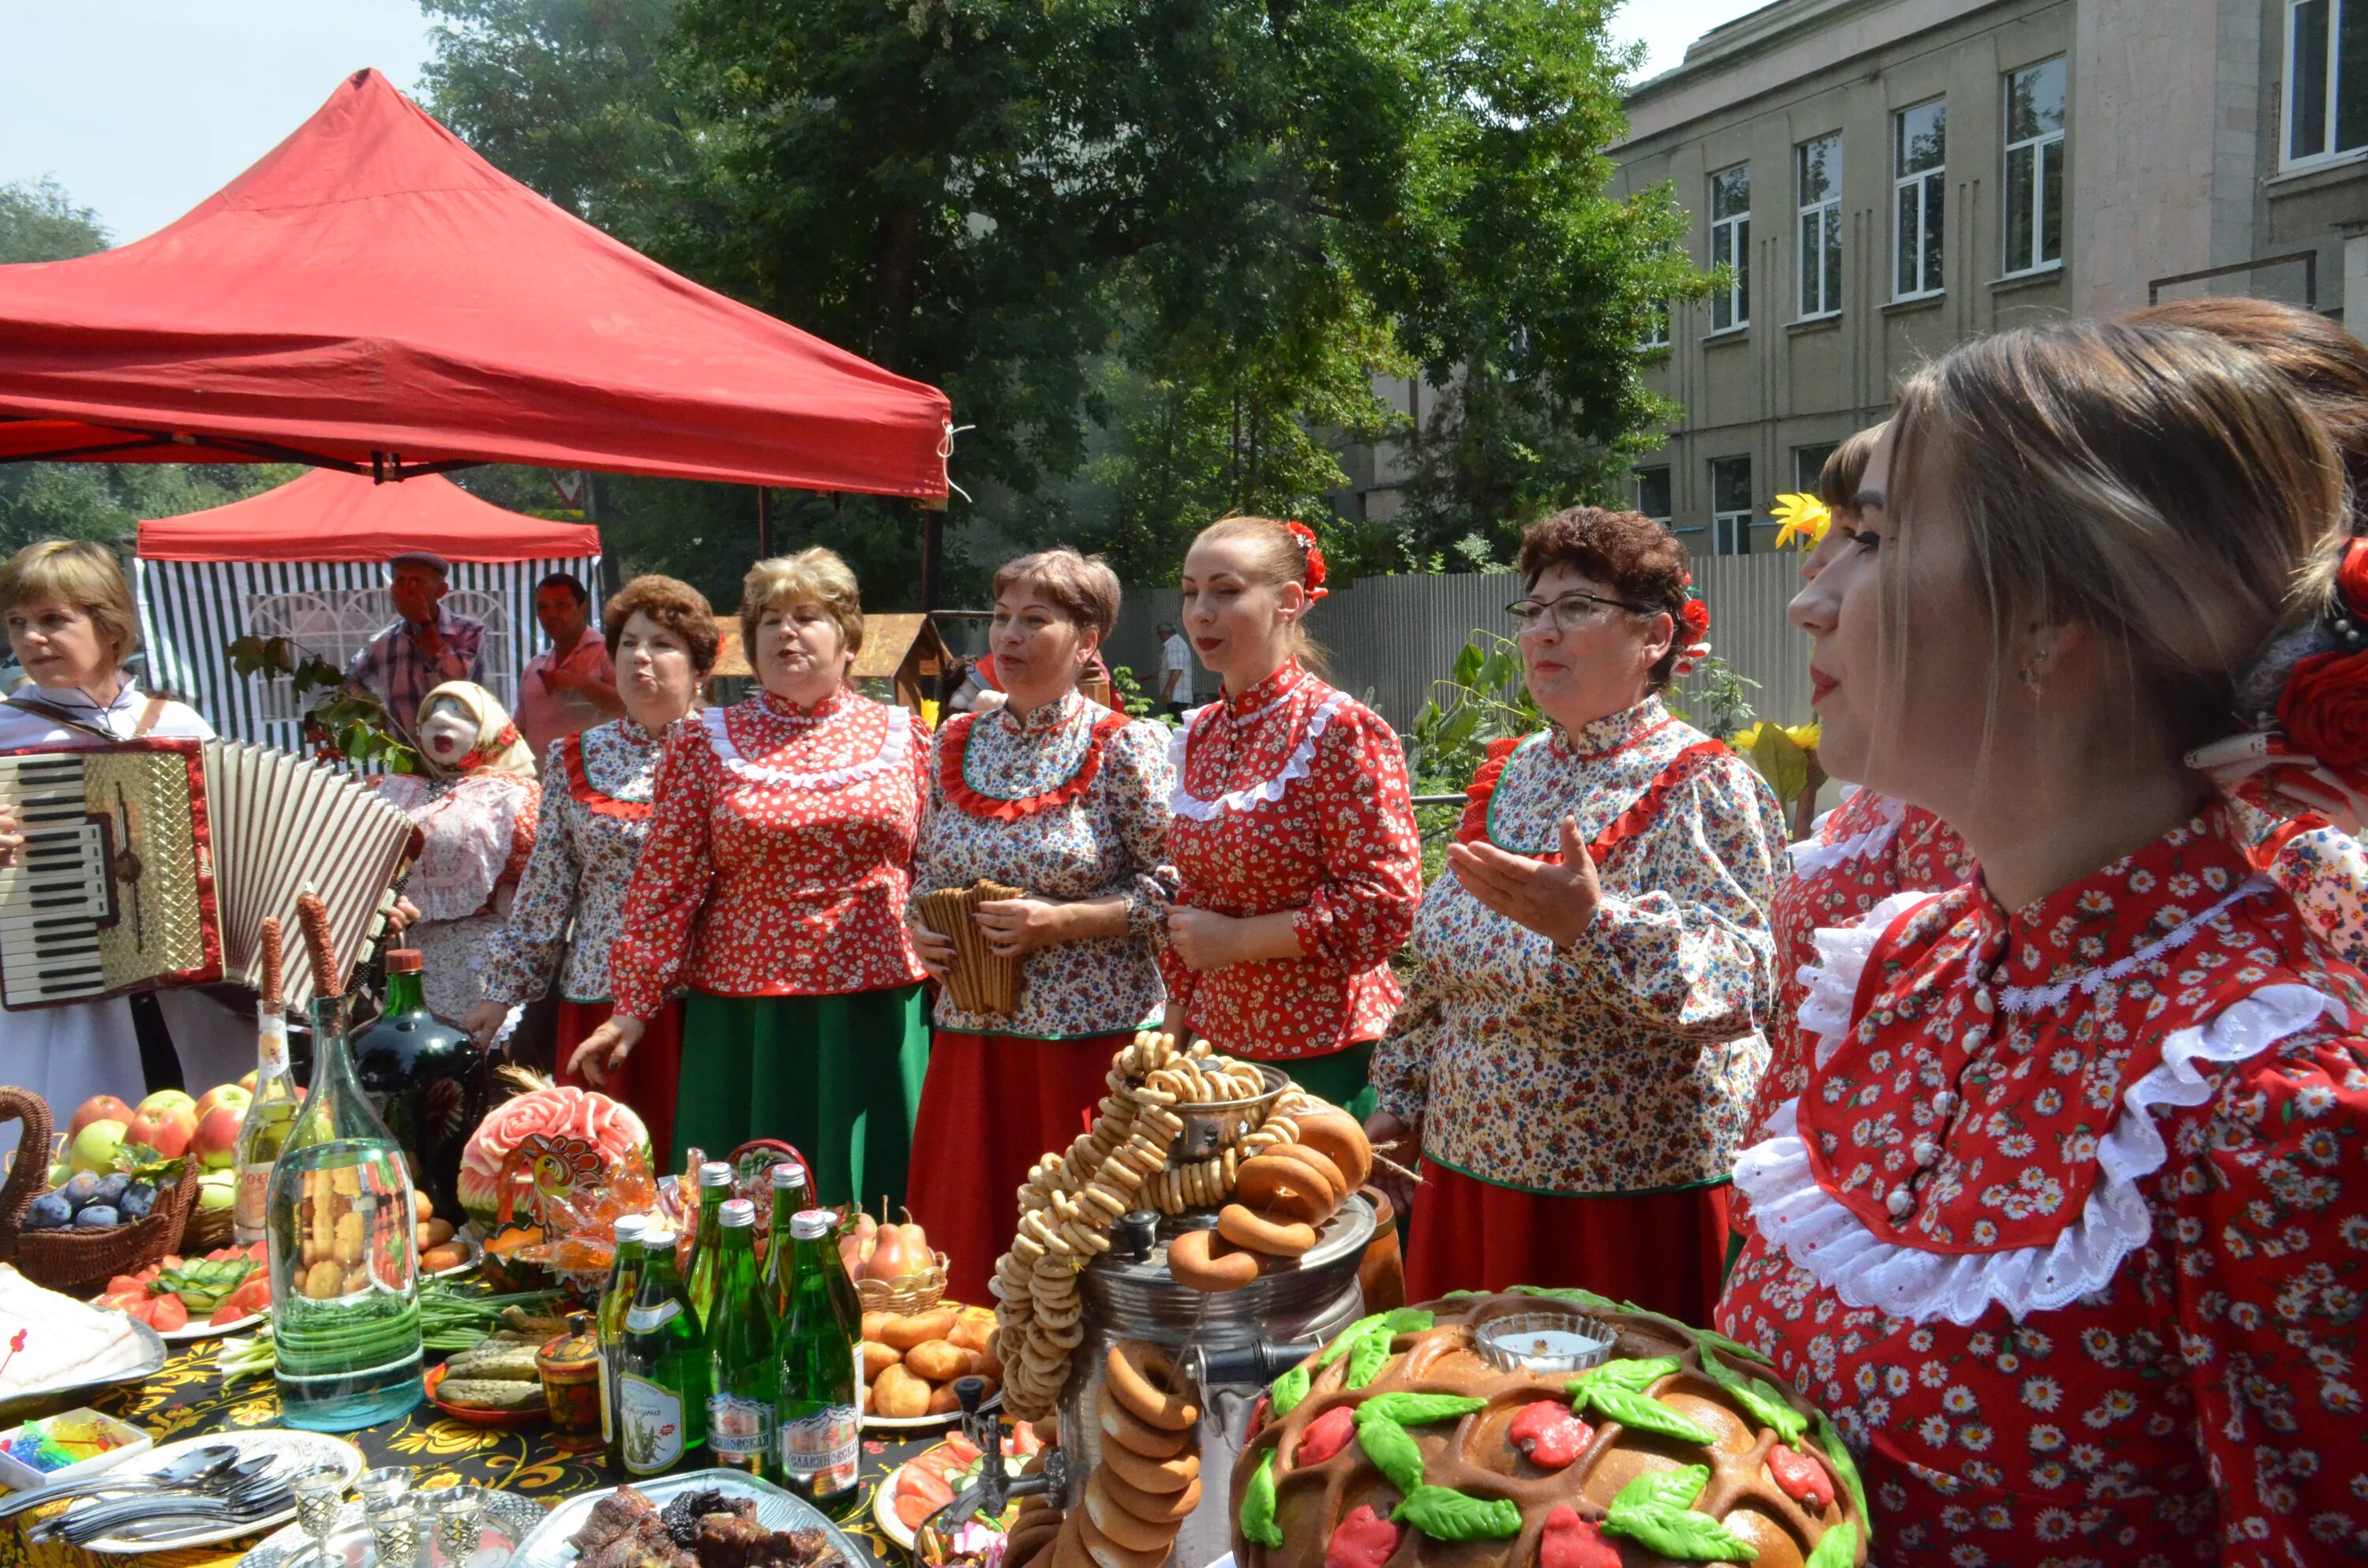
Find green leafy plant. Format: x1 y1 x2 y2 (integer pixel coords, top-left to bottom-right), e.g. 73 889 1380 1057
1107 662 1160 723
227 634 418 772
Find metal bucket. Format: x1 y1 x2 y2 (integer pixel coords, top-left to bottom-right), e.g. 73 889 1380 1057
1058 1197 1374 1568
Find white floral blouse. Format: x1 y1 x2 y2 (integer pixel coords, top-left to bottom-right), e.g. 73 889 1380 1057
1371 696 1789 1195
480 718 667 1006
910 691 1175 1039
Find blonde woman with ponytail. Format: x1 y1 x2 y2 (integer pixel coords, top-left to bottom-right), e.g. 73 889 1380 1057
1718 320 2368 1561
1160 518 1422 1113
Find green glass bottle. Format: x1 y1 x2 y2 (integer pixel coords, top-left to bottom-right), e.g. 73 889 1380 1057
706 1199 777 1475
774 1210 861 1513
598 1214 650 1469
684 1161 733 1330
616 1222 706 1477
761 1164 812 1320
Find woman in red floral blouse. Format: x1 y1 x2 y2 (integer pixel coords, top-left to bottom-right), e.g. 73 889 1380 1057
1160 516 1422 1113
575 549 932 1207
1718 320 2368 1563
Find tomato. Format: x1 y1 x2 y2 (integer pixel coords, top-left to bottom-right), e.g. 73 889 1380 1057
210 1297 252 1326
897 1465 955 1509
103 1274 147 1299
940 1434 983 1468
146 1295 189 1331
894 1494 935 1530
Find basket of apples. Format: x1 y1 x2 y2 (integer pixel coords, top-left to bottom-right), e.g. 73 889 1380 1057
0 1089 199 1297
845 1202 947 1315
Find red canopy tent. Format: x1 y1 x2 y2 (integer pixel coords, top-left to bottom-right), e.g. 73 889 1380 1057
137 466 599 563
0 69 951 503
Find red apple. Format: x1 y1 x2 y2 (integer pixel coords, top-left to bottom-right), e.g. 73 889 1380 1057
68 1095 135 1140
125 1105 197 1159
135 1089 196 1119
193 1106 245 1170
238 1070 257 1093
193 1084 252 1124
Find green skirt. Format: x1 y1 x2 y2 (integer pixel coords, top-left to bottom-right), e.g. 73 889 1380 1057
1275 1040 1377 1122
674 984 930 1211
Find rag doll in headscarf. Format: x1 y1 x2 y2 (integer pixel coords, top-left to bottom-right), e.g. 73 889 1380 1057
372 680 541 1021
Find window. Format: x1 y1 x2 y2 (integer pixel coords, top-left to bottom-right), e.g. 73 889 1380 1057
1639 301 1670 350
2004 58 2066 274
244 588 512 723
1710 456 1754 555
2286 0 2368 166
1709 166 1752 331
1894 99 1946 298
1797 133 1843 317
1635 466 1673 525
1793 443 1838 494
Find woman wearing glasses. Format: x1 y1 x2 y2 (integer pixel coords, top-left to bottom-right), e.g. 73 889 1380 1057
1368 506 1786 1320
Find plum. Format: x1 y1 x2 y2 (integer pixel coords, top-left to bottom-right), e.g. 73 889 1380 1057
62 1171 102 1209
23 1193 72 1229
73 1205 122 1229
92 1173 130 1207
118 1183 156 1220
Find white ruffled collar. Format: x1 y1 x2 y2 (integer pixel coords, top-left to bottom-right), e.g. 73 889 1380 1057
702 698 912 791
1168 683 1348 821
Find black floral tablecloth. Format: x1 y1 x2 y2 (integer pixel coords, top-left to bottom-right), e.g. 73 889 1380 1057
2 1345 931 1568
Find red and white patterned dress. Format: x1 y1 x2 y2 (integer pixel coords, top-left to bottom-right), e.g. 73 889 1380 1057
609 688 931 1020
1718 810 2368 1565
1158 662 1422 1061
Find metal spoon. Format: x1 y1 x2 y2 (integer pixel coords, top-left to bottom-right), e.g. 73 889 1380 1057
48 1470 293 1544
31 1454 284 1540
58 1482 296 1547
0 1443 238 1520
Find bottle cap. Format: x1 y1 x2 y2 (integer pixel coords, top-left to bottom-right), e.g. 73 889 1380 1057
613 1214 649 1241
770 1162 809 1192
698 1162 733 1188
720 1199 756 1229
789 1208 837 1241
642 1225 676 1248
384 949 424 974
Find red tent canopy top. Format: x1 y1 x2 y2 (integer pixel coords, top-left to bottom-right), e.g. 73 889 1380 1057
0 69 951 503
137 468 599 563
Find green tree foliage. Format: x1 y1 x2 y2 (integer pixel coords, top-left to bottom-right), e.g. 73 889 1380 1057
0 177 109 264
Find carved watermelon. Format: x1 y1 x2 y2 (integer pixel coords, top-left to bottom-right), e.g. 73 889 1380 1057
458 1086 650 1229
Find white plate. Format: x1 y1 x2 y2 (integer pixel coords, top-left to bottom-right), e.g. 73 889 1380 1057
861 1387 1000 1434
871 1449 1027 1551
159 1308 266 1343
238 1484 547 1568
0 1319 166 1421
59 1428 364 1555
509 1469 866 1568
433 1227 485 1279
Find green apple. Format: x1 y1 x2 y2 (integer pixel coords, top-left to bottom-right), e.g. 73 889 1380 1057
46 1162 72 1189
70 1119 127 1174
134 1089 197 1119
197 1170 236 1211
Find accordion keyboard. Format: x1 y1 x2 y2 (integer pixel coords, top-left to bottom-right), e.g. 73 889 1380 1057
0 754 116 1001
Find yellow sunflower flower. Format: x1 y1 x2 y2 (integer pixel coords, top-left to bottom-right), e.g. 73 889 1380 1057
1770 492 1832 550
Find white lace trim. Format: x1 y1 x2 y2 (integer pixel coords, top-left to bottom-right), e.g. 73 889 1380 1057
1743 953 2344 1325
1994 875 2273 1012
1787 792 1905 882
701 702 912 790
1797 890 1939 1066
1168 690 1349 821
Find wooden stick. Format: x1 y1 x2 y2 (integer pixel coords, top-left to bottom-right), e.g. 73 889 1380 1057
259 915 284 1012
295 893 342 1000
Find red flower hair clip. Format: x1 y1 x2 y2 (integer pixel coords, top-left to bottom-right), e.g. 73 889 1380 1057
1680 597 1710 639
1282 520 1330 601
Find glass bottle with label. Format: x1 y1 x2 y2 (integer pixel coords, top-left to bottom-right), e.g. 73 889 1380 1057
684 1162 733 1330
706 1199 777 1476
774 1209 860 1514
616 1222 706 1478
760 1164 811 1319
598 1214 650 1469
232 994 300 1246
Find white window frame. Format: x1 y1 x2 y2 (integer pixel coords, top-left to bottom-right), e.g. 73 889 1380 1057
244 588 512 723
1796 133 1843 320
2002 58 2066 276
1893 99 1947 301
2284 0 2368 169
1639 301 1670 351
1709 456 1754 556
1709 166 1752 333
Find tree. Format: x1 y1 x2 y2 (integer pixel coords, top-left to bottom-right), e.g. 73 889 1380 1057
0 178 108 265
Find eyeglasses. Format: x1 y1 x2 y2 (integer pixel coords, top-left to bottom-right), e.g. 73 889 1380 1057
1505 590 1654 634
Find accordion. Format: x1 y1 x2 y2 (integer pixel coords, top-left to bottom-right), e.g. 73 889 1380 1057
0 739 419 1012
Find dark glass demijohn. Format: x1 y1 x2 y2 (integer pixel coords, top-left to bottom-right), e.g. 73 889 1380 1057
350 948 478 1221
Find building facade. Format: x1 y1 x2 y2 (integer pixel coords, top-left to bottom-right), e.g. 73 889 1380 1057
1616 0 2368 553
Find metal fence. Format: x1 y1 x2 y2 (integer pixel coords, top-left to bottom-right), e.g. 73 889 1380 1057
1105 552 1812 734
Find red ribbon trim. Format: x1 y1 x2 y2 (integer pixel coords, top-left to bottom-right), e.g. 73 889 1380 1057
2246 812 2328 872
939 705 1131 821
1455 735 1732 864
561 732 654 821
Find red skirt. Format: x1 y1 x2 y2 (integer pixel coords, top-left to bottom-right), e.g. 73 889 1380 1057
556 997 684 1169
907 1029 1133 1305
1403 1158 1733 1327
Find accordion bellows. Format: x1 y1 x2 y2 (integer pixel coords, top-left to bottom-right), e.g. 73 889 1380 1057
914 879 1025 1016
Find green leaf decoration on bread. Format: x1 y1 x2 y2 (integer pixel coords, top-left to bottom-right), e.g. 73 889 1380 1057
1269 1364 1312 1417
1603 1467 1759 1563
1346 1331 1394 1389
1389 1486 1523 1541
1568 1356 1680 1398
1576 1383 1719 1446
1803 1522 1857 1568
1379 1308 1436 1334
1240 1449 1282 1547
1688 1345 1808 1446
1352 1413 1426 1496
1317 1314 1388 1368
1814 1413 1872 1541
1358 1392 1487 1426
1696 1327 1775 1368
1506 1284 1620 1313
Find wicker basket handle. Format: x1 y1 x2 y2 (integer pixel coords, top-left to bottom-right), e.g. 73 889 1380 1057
0 1087 57 1264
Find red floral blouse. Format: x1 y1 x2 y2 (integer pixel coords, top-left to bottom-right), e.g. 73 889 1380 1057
1749 787 1976 1143
1717 810 2368 1564
608 689 931 1020
1158 662 1422 1060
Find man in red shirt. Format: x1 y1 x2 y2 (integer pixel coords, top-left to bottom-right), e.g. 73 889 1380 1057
515 571 620 763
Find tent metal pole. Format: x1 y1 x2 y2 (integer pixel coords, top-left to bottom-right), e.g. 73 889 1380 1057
756 485 771 559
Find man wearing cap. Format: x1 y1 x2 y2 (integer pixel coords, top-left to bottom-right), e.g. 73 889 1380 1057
345 551 487 746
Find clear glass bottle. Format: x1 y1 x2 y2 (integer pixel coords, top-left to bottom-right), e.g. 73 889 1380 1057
598 1214 650 1469
265 994 425 1431
616 1222 706 1478
706 1199 777 1476
349 949 478 1222
774 1210 860 1513
684 1161 733 1330
232 996 300 1246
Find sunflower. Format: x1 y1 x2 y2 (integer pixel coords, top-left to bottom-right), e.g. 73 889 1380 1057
1770 492 1833 550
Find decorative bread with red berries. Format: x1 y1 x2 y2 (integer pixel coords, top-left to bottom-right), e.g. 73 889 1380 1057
1228 1289 1868 1568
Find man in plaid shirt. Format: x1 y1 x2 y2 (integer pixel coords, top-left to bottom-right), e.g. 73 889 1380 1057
345 551 486 745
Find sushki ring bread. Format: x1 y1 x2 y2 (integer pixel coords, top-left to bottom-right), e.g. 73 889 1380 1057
1262 1143 1345 1201
1097 1383 1196 1458
1216 1203 1317 1258
1101 1435 1200 1494
1083 1474 1181 1552
1106 1341 1201 1431
1098 1466 1202 1522
1231 1157 1333 1226
1077 1507 1173 1568
1284 1110 1372 1191
1168 1226 1260 1293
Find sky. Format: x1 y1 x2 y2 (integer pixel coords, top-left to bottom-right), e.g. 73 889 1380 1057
0 0 1770 247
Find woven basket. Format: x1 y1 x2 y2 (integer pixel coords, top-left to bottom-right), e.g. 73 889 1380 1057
0 1087 200 1297
179 1198 236 1255
855 1251 950 1315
